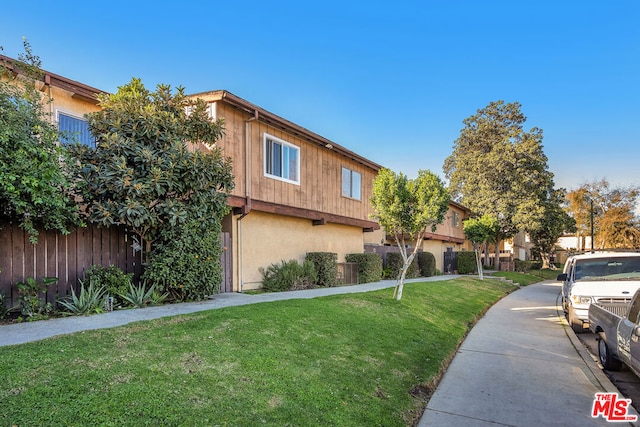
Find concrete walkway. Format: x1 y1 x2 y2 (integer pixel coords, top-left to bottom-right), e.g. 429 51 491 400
418 280 639 427
0 276 444 347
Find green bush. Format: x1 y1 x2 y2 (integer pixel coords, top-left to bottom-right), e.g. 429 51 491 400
144 219 224 302
345 253 383 284
85 265 132 306
0 291 8 319
457 251 477 274
417 252 436 277
514 259 542 273
305 252 338 287
260 260 318 292
15 276 57 319
385 252 420 279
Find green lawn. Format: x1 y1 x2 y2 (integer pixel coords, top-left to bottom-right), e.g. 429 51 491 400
492 268 560 286
0 278 515 427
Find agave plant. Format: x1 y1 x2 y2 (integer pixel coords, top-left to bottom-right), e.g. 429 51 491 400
119 281 167 308
58 280 106 315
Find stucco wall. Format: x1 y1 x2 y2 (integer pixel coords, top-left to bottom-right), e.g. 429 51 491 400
233 211 366 291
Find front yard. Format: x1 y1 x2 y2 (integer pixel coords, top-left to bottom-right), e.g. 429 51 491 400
1 278 515 426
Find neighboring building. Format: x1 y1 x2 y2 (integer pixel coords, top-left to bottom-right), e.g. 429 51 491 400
504 231 534 261
364 200 473 273
186 90 382 291
0 54 104 145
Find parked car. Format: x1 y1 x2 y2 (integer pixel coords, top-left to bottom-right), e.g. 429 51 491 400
557 252 640 333
589 288 640 373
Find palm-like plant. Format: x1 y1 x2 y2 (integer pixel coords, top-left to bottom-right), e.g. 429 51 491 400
58 280 106 315
119 282 168 308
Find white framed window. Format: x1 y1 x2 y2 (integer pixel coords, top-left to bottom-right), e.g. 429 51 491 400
341 167 361 200
264 133 300 184
57 110 95 147
184 102 216 120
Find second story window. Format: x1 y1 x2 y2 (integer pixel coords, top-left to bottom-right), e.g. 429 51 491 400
58 111 95 147
264 133 299 184
452 211 460 227
342 167 361 200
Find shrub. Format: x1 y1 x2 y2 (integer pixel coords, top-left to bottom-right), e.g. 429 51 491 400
385 253 420 279
457 251 477 274
57 280 106 315
417 252 436 277
15 276 57 319
345 253 383 284
260 260 318 292
305 252 338 287
514 259 542 273
0 291 8 319
85 265 132 306
144 219 224 302
119 281 168 308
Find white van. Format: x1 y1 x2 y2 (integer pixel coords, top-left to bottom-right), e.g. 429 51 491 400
557 252 640 333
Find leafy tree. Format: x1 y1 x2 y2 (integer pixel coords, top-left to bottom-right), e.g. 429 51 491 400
463 214 499 279
69 78 234 298
565 187 593 250
444 100 554 269
528 188 576 268
566 179 640 249
0 39 81 243
371 168 449 300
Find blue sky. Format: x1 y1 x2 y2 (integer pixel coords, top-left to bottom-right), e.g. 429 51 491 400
2 1 639 193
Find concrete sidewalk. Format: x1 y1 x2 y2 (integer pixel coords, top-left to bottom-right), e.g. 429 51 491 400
0 276 447 347
418 280 639 427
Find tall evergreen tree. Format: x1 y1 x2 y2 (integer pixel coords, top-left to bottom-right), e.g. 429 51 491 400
444 101 554 269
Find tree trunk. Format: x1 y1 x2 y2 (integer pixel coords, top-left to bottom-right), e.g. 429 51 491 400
474 243 483 280
540 252 550 269
395 252 415 301
494 242 501 271
483 241 490 267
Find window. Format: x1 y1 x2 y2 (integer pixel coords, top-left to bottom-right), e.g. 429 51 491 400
264 133 299 184
58 111 95 147
452 211 460 227
342 167 361 200
184 102 216 120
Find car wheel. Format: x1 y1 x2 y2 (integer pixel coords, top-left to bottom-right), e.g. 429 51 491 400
598 332 622 371
568 309 584 334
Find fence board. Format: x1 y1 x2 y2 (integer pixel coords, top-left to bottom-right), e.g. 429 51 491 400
1 223 232 308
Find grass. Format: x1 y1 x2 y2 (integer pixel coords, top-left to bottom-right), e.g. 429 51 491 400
492 268 560 286
0 278 516 427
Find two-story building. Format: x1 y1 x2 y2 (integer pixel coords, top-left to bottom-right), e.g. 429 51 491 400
1 54 473 296
186 90 381 291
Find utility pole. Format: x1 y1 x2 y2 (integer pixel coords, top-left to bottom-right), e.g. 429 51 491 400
590 199 595 253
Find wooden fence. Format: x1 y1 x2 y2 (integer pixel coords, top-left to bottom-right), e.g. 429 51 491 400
0 223 232 308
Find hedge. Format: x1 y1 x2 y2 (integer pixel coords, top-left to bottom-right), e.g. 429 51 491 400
417 252 436 277
457 251 477 274
385 252 420 279
345 253 383 284
305 252 338 287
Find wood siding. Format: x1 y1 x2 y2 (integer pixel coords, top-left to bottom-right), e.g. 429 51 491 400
190 94 379 227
